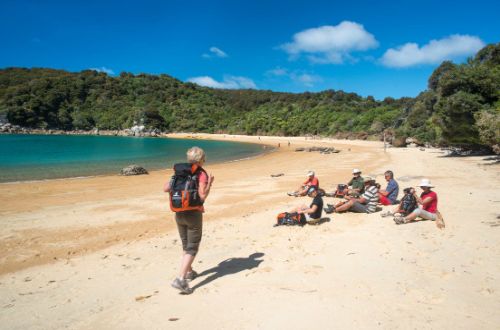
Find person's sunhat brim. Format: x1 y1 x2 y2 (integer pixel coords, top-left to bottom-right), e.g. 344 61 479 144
418 179 434 188
363 176 374 183
307 171 315 176
352 169 361 174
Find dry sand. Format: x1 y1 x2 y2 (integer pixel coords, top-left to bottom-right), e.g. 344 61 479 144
0 134 499 329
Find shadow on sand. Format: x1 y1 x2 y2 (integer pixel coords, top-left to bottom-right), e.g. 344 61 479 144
306 217 331 225
192 252 264 291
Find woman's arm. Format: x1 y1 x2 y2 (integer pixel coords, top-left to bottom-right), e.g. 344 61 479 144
420 196 433 206
298 204 318 215
414 192 432 206
198 173 214 201
163 181 171 193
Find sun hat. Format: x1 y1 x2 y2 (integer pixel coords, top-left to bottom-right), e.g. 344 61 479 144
307 170 315 176
363 176 374 183
418 178 434 188
352 169 361 174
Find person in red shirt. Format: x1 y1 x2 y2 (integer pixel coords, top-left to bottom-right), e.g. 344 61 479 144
394 179 445 229
288 170 319 197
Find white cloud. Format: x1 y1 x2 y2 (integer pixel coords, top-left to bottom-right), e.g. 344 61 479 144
187 75 256 89
90 67 115 75
281 21 378 64
381 34 485 68
266 67 322 87
266 67 288 76
290 73 322 87
210 46 228 58
202 46 228 58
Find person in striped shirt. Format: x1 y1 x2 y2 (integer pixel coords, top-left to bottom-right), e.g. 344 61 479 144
331 176 379 213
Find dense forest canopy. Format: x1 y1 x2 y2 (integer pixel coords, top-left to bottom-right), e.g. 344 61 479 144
0 43 498 150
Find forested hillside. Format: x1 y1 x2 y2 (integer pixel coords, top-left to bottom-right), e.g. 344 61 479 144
1 43 498 150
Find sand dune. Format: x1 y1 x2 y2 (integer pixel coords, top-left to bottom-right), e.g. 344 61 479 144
0 134 499 329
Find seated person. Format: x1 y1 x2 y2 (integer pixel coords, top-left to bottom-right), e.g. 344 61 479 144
347 169 364 196
290 186 323 221
288 170 319 197
379 170 399 205
394 179 445 229
332 176 379 213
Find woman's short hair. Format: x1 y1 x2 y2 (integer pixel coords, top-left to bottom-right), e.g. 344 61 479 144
187 146 206 164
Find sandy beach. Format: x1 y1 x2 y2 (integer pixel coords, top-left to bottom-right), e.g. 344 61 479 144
0 134 499 329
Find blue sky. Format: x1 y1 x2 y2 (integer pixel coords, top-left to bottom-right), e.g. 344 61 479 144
1 0 499 99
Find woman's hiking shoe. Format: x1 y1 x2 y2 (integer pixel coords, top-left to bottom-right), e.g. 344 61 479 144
393 216 408 225
171 277 193 294
185 270 198 281
381 210 394 218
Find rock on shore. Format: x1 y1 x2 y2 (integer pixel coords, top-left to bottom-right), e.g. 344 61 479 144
120 165 149 176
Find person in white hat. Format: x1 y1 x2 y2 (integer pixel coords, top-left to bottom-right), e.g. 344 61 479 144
394 178 445 229
287 170 319 197
346 169 364 196
329 176 379 214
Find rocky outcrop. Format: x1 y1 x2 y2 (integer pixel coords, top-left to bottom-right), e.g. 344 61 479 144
0 126 164 137
406 137 423 146
120 165 149 176
392 136 407 147
295 146 340 154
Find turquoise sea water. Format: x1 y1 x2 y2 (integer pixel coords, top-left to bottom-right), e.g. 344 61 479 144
0 135 267 183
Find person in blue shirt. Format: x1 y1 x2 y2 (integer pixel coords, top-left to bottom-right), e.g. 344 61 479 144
379 170 399 205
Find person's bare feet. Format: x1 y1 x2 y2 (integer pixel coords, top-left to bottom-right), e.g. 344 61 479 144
436 211 445 229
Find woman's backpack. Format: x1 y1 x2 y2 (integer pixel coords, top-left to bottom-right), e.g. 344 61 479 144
275 212 306 226
334 184 348 198
169 163 205 212
400 193 418 215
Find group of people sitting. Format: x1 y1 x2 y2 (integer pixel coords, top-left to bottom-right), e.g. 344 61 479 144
288 169 445 229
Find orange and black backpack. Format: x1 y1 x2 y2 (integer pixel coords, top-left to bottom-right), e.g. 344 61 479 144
169 163 206 212
275 212 306 226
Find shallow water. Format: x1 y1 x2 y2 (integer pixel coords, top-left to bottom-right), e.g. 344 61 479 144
0 134 266 182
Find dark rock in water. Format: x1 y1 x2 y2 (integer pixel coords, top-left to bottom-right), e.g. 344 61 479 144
120 165 149 176
295 148 305 152
271 173 284 177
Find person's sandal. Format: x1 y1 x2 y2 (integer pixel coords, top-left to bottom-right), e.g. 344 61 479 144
185 270 198 281
171 277 193 294
393 216 407 225
381 210 394 218
324 204 335 214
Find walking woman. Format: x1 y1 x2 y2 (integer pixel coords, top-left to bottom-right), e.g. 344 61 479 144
164 147 214 294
